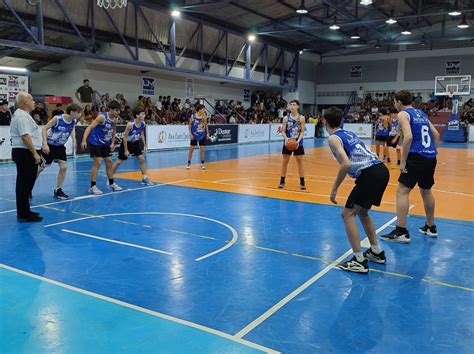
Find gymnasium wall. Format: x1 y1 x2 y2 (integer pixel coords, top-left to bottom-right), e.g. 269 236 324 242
314 47 474 106
31 44 317 107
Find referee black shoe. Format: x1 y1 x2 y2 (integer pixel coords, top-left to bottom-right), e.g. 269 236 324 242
17 214 43 222
337 256 369 274
419 224 438 237
54 188 69 200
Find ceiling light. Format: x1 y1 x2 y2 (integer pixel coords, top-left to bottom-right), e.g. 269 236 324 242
420 35 427 45
296 0 308 14
386 18 397 24
457 16 469 29
171 9 181 17
401 26 412 35
449 1 462 17
375 41 381 49
0 66 28 73
248 34 256 41
299 50 304 55
360 0 372 5
329 17 340 30
351 29 360 39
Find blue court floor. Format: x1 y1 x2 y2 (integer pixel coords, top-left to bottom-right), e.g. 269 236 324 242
1 139 473 353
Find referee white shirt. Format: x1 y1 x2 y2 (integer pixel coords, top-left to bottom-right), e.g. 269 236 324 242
10 108 42 149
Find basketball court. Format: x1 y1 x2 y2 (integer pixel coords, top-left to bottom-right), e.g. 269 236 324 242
1 138 473 353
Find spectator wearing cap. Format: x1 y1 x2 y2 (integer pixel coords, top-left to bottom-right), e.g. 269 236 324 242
0 99 12 125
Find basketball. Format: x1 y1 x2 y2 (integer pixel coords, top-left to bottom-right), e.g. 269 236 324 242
286 139 298 151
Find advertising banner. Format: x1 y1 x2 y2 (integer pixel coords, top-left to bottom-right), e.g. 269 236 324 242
343 123 373 139
238 124 270 143
147 125 189 150
206 124 238 146
0 126 10 160
0 74 29 107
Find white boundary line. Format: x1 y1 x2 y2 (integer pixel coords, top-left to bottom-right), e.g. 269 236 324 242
0 263 278 354
0 179 190 215
62 229 173 255
46 212 238 262
234 211 410 339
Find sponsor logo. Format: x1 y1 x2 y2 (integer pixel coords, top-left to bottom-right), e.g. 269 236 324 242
244 127 265 139
157 130 166 143
8 91 18 102
447 120 459 131
0 78 6 86
0 137 5 146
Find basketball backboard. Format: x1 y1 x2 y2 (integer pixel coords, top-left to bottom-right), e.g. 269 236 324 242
435 75 471 96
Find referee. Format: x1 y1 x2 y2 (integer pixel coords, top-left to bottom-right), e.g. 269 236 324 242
10 92 43 222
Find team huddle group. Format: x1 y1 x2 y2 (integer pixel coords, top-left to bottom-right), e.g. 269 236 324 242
9 90 439 274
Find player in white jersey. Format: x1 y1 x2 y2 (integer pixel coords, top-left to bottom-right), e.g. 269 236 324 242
325 107 390 274
39 103 81 199
111 109 153 185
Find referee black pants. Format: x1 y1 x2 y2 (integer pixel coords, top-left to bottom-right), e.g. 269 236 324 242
12 148 39 218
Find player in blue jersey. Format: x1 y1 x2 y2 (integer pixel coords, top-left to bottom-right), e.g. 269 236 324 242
39 103 81 199
187 104 209 170
381 90 440 242
387 107 401 166
278 99 306 190
81 100 123 195
324 107 390 273
374 109 391 163
111 109 153 185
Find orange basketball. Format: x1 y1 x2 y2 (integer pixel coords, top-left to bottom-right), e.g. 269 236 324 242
286 139 298 151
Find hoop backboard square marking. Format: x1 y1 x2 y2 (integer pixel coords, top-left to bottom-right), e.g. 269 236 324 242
435 75 471 96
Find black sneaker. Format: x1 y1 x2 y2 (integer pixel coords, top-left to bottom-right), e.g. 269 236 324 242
54 188 69 200
419 224 438 237
300 184 306 190
381 228 411 243
337 256 369 274
17 214 43 222
364 249 386 264
278 182 285 189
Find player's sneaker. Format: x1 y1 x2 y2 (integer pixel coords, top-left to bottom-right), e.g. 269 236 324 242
54 188 69 200
186 163 191 170
278 182 285 189
89 186 103 195
300 184 306 190
109 182 123 191
363 248 386 264
419 224 438 237
381 228 411 243
200 164 206 170
337 256 369 274
141 178 154 186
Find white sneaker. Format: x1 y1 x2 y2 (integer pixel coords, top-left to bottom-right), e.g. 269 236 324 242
141 178 154 186
89 186 103 195
109 182 123 191
186 164 191 170
200 164 206 170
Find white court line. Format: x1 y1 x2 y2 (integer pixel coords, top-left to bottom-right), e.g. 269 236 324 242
234 207 414 339
62 229 173 255
0 179 190 215
45 212 238 262
0 264 278 354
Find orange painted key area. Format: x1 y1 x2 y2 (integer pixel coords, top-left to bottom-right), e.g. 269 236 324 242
117 145 474 221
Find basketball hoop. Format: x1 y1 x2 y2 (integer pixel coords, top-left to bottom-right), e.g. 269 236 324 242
97 0 127 9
